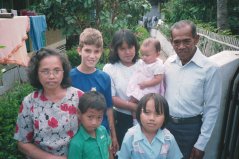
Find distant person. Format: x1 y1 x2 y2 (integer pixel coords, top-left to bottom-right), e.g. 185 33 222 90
164 20 222 159
103 29 139 147
142 0 160 31
117 93 183 159
68 91 113 159
126 37 165 125
14 48 84 158
70 28 118 154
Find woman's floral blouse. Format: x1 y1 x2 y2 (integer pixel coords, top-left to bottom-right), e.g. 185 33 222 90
14 87 84 156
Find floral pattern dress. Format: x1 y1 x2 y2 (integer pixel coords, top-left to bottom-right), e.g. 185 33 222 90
14 87 84 156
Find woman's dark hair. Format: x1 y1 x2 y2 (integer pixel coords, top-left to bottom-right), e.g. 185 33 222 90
78 91 107 114
136 93 169 129
28 48 71 89
109 29 139 64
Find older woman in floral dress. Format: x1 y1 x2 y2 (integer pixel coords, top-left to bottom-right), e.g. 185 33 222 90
14 48 83 159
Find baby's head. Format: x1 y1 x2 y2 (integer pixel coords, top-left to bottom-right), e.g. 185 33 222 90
136 93 169 130
78 91 106 134
140 37 161 64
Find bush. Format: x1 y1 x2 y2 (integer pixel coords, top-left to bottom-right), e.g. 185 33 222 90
0 82 34 159
66 47 81 68
134 25 150 45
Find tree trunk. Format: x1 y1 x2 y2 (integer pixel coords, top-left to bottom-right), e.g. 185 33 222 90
217 0 229 30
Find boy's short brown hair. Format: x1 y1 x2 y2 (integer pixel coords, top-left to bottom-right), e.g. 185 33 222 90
79 28 103 48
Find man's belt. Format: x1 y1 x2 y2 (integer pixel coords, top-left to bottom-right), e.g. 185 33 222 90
169 115 202 124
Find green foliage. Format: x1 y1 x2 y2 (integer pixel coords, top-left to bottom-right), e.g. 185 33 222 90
66 47 81 68
134 25 150 45
96 63 105 70
0 83 34 158
99 0 151 47
36 0 95 37
162 0 239 36
162 0 216 24
32 0 151 49
196 21 233 36
156 24 171 40
228 1 239 35
100 48 110 66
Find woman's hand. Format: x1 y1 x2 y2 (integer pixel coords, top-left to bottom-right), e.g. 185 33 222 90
18 142 67 159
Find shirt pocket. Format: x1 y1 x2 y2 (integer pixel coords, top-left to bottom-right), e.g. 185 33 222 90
181 77 204 104
131 143 148 159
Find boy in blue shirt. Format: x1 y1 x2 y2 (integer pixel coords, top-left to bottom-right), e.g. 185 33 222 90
68 91 113 159
70 28 118 154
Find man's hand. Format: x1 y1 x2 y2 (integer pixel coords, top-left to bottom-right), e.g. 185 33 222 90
189 147 204 159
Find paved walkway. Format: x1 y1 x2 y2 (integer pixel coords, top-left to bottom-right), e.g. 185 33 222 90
145 5 160 18
145 5 170 62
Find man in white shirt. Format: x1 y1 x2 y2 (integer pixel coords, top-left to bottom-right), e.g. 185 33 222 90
164 20 222 159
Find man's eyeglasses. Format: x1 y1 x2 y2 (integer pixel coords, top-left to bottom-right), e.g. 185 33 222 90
39 69 64 76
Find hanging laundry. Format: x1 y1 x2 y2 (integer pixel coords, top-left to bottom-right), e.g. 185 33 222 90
29 15 47 51
0 16 30 66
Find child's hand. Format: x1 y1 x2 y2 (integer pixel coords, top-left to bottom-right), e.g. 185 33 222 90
138 82 147 89
111 136 119 155
129 97 139 103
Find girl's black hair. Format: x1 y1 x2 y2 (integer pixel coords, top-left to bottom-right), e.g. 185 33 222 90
109 29 139 64
136 93 169 129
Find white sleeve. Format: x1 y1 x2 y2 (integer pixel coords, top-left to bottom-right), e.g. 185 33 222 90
103 64 116 96
153 59 165 75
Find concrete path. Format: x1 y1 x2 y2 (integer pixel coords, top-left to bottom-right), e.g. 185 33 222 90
145 5 160 18
144 5 174 62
